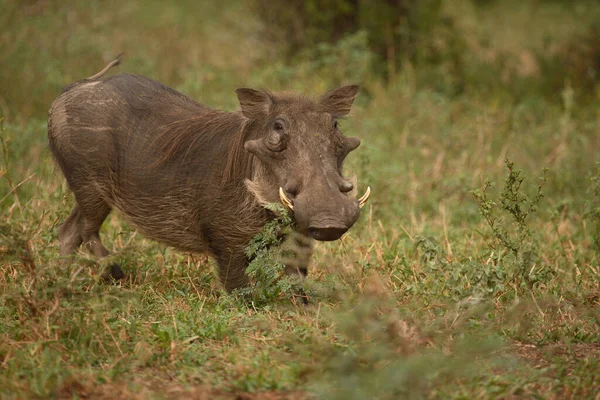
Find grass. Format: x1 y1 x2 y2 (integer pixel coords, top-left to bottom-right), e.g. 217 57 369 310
1 0 600 398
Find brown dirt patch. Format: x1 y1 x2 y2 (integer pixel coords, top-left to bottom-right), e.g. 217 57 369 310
513 341 600 369
54 374 310 400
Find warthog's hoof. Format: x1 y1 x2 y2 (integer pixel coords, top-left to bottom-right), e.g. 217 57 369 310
101 264 125 283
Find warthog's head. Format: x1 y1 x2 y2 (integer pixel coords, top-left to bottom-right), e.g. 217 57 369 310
238 85 370 241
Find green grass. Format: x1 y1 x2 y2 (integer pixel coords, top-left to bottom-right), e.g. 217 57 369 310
1 0 600 398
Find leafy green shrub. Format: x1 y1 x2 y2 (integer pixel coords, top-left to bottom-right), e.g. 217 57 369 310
237 203 309 306
471 159 551 291
413 236 510 301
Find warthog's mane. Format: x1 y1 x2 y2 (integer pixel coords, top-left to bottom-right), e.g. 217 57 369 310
153 109 254 186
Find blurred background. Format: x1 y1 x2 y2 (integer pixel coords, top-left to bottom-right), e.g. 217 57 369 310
2 0 599 119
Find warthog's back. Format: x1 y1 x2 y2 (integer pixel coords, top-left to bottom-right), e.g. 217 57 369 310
49 73 205 143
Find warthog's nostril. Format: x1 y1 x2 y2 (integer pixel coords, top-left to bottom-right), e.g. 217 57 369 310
307 226 348 241
339 181 353 193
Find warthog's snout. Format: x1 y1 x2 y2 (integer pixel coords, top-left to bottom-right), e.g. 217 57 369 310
280 184 370 241
302 202 360 241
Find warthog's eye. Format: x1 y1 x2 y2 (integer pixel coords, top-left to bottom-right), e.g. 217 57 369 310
333 119 339 130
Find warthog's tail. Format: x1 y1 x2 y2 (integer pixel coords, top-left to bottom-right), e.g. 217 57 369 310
86 53 124 80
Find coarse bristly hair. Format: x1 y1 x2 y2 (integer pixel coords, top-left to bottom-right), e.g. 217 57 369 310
153 109 255 186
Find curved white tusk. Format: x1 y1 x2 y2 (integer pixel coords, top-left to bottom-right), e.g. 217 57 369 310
358 186 371 208
279 187 294 210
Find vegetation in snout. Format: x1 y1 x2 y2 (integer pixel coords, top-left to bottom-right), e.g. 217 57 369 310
1 0 600 398
236 203 311 306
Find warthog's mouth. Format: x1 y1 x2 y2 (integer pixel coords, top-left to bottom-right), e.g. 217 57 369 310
278 186 371 211
306 225 349 241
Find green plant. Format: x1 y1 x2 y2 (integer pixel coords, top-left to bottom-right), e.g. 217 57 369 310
471 159 549 291
237 203 308 305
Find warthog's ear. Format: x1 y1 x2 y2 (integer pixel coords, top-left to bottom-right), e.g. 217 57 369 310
236 88 273 119
319 85 360 117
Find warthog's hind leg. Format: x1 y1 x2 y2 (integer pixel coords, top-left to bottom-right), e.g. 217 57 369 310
59 205 84 256
58 196 123 281
78 200 111 259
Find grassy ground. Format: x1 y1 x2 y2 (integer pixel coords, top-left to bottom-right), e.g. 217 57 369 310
1 0 599 398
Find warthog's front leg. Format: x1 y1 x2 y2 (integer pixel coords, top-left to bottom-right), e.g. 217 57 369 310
281 231 314 279
216 252 250 292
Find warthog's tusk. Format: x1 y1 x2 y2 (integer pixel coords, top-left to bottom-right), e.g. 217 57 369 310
279 187 294 210
358 186 371 208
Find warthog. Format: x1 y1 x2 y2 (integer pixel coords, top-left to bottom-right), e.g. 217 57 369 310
48 55 370 290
